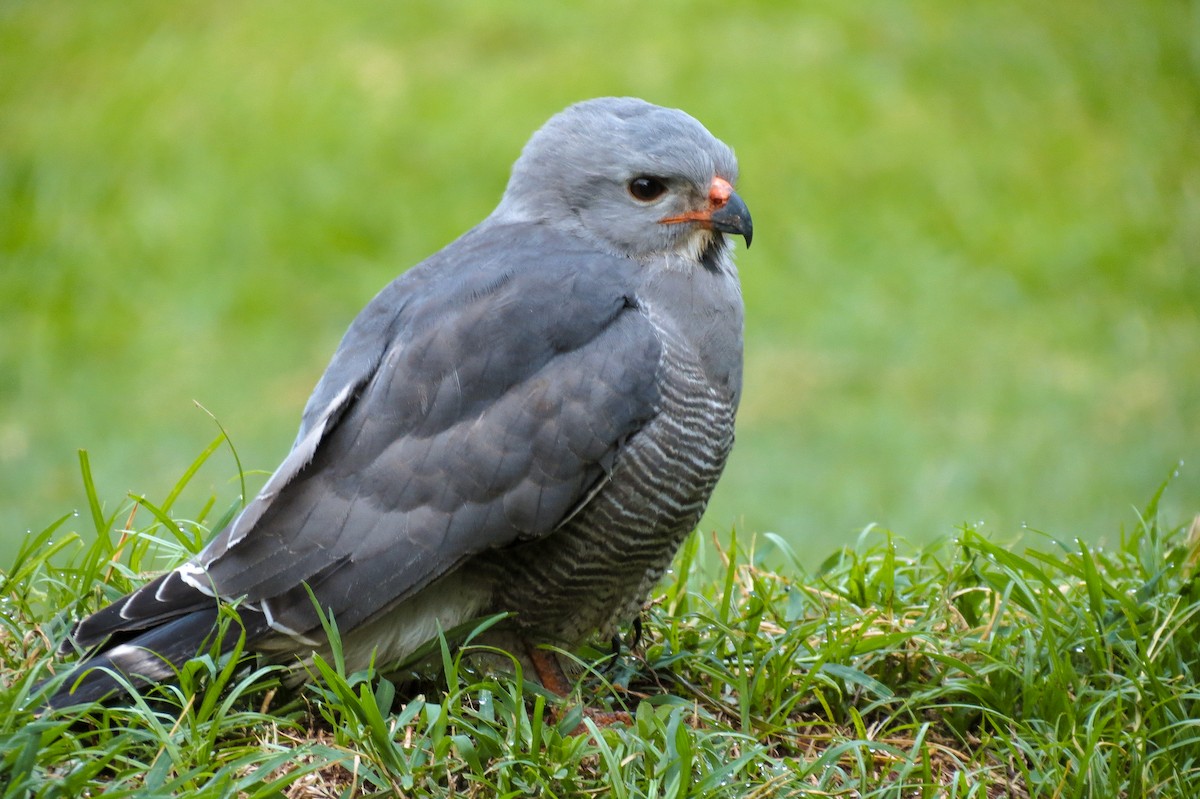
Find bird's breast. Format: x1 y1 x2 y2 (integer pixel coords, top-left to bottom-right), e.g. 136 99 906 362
476 309 738 644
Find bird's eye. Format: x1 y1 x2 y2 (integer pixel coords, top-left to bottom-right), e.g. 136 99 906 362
628 176 668 202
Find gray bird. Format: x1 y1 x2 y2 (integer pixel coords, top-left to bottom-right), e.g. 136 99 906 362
48 97 752 708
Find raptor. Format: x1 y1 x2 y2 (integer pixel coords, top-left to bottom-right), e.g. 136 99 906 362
48 97 752 708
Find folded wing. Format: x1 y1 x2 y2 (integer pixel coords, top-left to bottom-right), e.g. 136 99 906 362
68 223 663 658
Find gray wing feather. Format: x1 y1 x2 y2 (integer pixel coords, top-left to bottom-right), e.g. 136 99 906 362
74 222 662 648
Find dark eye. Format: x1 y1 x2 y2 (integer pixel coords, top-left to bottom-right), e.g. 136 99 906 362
628 176 667 202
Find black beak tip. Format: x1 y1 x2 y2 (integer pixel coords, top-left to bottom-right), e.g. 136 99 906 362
710 190 754 249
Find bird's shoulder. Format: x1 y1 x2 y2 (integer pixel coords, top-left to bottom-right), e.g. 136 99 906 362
296 221 649 440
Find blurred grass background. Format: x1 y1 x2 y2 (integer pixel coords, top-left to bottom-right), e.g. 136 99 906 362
2 0 1197 566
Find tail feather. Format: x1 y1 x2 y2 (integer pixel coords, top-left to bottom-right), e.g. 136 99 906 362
66 570 212 653
46 607 245 708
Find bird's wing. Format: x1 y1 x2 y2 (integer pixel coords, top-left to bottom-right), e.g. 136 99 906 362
72 224 662 647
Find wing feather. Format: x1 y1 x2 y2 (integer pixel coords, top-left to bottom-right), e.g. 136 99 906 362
72 222 663 651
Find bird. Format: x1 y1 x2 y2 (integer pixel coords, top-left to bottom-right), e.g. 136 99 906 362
46 96 752 709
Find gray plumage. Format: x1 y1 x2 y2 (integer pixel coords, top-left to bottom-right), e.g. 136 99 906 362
47 97 751 707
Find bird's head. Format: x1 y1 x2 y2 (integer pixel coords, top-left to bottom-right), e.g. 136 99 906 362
495 97 752 266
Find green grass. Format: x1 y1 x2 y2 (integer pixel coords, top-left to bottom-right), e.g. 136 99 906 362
2 451 1199 796
2 0 1199 563
3 4 1199 789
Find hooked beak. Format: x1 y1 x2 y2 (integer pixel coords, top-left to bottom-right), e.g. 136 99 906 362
659 176 753 248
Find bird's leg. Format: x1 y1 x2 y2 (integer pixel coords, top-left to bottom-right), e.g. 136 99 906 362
528 646 631 733
528 647 575 697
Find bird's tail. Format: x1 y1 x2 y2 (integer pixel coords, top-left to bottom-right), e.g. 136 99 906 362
43 607 244 709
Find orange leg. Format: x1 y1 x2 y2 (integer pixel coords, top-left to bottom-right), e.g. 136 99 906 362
528 646 632 734
529 647 575 696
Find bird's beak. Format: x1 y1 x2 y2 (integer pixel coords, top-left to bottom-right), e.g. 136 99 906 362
659 176 754 248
